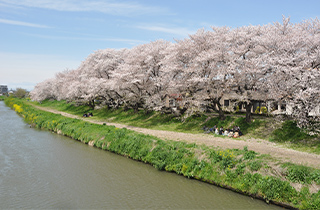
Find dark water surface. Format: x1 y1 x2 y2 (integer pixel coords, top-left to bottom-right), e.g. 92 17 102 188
0 101 281 209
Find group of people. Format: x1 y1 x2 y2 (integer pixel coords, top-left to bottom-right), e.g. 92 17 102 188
83 112 93 117
203 125 243 138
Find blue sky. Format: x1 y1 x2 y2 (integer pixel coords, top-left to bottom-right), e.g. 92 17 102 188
0 0 319 90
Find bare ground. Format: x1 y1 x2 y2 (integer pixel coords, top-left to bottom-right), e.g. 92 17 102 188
34 105 320 169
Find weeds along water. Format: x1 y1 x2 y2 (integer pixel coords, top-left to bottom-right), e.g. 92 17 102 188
4 97 320 210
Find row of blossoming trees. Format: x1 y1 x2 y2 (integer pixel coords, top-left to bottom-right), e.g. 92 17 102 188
31 17 320 133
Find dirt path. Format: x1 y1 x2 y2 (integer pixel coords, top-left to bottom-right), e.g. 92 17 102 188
34 105 320 169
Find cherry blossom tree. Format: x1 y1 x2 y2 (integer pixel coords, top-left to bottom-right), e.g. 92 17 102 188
187 27 234 120
30 17 320 133
30 78 56 102
114 40 171 112
227 24 272 122
160 37 197 116
76 49 126 108
264 17 320 131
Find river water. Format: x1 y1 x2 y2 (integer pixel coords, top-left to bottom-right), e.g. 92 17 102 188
0 101 281 209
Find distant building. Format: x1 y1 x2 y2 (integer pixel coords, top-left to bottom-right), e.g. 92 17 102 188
221 91 270 113
165 93 183 108
0 85 8 95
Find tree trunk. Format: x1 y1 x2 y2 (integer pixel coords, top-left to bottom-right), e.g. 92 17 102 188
123 105 129 111
245 102 253 123
88 100 95 109
133 104 139 113
144 107 151 115
217 102 226 121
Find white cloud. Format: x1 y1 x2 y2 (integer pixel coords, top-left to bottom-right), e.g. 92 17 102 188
136 25 196 37
21 32 146 45
0 0 170 16
0 18 50 28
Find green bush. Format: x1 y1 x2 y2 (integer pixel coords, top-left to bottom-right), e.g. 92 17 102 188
260 106 268 114
210 149 237 169
14 88 28 99
311 170 320 185
248 160 262 171
286 165 311 184
307 191 320 210
285 164 320 185
243 146 257 160
255 106 260 114
257 176 297 201
235 163 246 175
243 150 257 160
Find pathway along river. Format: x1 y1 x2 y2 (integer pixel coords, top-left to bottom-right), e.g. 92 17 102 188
0 102 281 209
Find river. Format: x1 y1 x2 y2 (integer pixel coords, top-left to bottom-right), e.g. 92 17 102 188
0 101 281 209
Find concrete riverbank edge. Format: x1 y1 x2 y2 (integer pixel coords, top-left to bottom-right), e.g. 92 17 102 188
5 98 320 209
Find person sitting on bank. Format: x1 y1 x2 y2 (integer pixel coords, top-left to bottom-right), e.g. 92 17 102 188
83 113 88 117
202 126 209 133
224 129 229 136
205 125 216 134
88 112 93 117
234 125 243 136
233 125 237 132
219 127 224 135
233 130 239 138
202 125 208 131
228 129 234 137
213 125 217 131
215 127 219 135
238 129 243 136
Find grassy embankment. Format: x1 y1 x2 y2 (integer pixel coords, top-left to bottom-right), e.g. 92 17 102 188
31 99 320 155
0 95 6 101
5 97 320 209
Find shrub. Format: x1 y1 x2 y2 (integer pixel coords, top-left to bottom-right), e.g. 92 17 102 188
248 160 262 171
285 165 311 184
14 88 27 99
13 104 23 113
260 106 268 114
235 163 246 175
311 170 320 184
257 176 297 201
300 190 320 210
210 149 237 169
255 106 260 114
243 146 257 160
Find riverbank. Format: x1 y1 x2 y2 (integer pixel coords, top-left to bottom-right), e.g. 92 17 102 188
31 103 320 170
30 99 320 170
5 97 320 209
28 99 320 155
